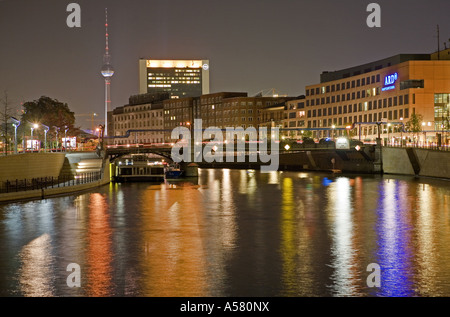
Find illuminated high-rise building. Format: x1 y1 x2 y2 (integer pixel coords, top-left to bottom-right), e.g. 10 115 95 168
139 59 210 98
101 8 114 136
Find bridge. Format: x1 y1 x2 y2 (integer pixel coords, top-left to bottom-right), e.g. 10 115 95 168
105 143 174 160
101 127 357 162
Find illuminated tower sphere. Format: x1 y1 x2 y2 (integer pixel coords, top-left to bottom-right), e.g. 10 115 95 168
101 8 114 136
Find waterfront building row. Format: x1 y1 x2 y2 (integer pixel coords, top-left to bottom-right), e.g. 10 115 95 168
109 49 450 145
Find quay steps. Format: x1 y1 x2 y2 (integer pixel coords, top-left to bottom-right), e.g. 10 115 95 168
59 153 103 179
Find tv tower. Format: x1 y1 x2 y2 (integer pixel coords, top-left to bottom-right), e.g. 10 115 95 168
101 8 114 136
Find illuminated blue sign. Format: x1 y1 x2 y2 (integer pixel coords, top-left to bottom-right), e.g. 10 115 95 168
382 73 398 91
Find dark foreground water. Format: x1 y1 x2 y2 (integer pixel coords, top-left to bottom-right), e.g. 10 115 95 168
0 169 449 297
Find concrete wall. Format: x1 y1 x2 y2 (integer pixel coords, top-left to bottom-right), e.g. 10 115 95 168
0 159 110 203
382 147 450 179
415 149 450 179
199 148 377 174
0 153 66 182
381 148 416 176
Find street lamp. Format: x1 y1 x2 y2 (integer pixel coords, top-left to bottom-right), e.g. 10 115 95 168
64 126 69 152
387 123 391 146
11 117 20 154
98 124 105 150
400 118 404 146
422 122 426 147
54 127 60 151
30 123 39 151
41 124 49 152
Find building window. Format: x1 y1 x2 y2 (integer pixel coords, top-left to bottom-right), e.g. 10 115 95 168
400 80 424 90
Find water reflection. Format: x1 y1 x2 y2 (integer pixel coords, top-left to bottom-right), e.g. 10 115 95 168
0 170 450 297
86 193 113 296
327 177 358 296
18 233 54 297
139 182 208 296
376 179 414 297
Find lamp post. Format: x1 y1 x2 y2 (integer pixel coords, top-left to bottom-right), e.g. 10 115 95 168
98 124 105 150
64 126 69 152
54 127 60 151
422 122 426 147
387 123 391 146
42 124 49 152
30 123 38 151
11 117 20 154
400 117 404 147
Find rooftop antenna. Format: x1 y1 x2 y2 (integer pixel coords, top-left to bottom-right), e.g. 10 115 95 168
437 24 440 60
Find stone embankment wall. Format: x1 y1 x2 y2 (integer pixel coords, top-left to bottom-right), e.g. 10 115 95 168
0 153 66 182
382 147 450 179
0 152 110 203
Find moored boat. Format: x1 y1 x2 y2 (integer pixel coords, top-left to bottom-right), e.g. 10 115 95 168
112 154 165 182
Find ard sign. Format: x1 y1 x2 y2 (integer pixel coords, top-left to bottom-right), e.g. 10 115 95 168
382 73 398 91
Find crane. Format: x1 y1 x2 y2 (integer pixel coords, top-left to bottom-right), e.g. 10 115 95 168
75 112 98 132
253 88 287 98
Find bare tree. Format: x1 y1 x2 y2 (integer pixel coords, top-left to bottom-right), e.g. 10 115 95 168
0 91 14 155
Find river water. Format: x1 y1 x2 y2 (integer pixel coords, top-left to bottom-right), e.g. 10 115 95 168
0 169 449 297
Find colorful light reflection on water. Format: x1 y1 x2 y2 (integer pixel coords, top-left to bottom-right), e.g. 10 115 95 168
0 169 449 297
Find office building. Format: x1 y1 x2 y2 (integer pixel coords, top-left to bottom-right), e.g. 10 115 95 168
162 92 295 141
110 93 167 145
303 50 450 143
139 59 210 99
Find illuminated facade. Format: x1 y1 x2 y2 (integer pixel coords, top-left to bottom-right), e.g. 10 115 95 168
303 50 450 142
162 92 294 141
282 97 307 138
139 59 210 99
110 93 166 145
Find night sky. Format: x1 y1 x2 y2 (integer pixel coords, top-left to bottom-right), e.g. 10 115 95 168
0 0 449 129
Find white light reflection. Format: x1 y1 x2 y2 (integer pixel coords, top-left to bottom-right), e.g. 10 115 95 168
116 186 125 214
220 169 236 244
416 183 438 294
239 169 247 194
327 177 357 296
18 233 55 297
268 171 279 185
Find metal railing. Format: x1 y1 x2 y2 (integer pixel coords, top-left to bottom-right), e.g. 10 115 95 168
385 142 450 151
0 171 102 194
